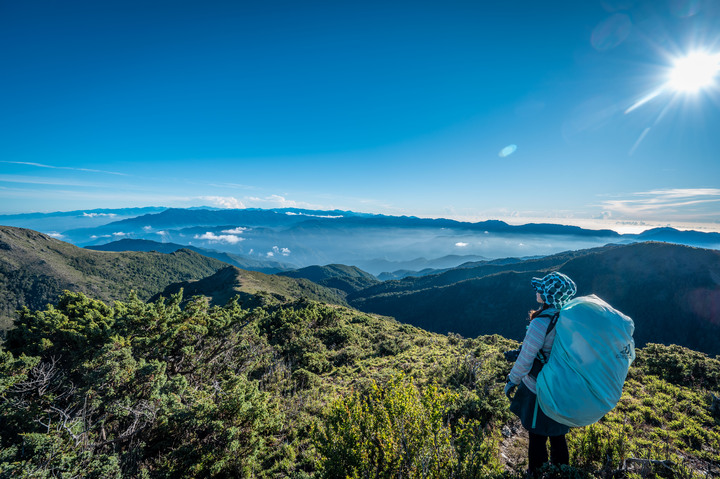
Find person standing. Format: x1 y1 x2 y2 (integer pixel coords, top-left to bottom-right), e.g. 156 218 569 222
504 272 577 476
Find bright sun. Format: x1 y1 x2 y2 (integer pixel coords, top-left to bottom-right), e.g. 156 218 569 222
667 51 720 93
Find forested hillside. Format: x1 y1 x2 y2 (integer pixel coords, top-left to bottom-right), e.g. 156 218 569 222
1 292 718 478
277 263 380 295
349 242 720 357
0 226 226 331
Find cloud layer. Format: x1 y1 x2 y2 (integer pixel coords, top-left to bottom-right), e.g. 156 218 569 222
599 189 720 221
194 232 245 244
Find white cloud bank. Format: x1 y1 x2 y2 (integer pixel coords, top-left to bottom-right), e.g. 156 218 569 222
222 227 249 234
200 196 246 209
195 193 327 212
194 232 245 244
82 212 117 218
247 195 298 208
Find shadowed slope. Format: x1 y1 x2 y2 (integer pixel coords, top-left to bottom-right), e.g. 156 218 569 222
349 242 720 356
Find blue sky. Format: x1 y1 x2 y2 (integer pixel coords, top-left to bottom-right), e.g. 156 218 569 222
1 0 719 232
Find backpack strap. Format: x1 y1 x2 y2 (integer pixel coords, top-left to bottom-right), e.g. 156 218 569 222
529 312 560 378
538 311 560 336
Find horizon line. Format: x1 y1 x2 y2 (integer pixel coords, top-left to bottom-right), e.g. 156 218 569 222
1 205 720 235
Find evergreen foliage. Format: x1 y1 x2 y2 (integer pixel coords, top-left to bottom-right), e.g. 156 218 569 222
1 291 718 478
314 375 503 478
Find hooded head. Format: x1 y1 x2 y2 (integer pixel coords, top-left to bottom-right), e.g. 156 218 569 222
531 272 577 308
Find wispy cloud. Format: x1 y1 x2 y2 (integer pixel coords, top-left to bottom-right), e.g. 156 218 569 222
599 189 720 221
0 175 102 187
0 161 128 176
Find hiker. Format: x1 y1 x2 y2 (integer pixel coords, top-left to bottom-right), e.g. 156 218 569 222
503 272 577 476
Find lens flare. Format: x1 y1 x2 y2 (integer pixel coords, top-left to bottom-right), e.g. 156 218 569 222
591 14 632 52
498 144 517 158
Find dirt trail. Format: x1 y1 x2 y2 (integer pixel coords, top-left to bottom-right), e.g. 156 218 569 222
499 419 528 474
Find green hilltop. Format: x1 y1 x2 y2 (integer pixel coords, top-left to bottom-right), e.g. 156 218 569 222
152 265 349 308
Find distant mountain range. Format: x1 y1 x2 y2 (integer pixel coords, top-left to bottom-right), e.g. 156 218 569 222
3 207 719 276
0 207 167 232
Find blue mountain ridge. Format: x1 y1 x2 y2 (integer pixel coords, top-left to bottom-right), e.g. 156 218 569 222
5 207 719 276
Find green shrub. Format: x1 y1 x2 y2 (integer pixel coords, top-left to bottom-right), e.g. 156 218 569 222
314 375 502 478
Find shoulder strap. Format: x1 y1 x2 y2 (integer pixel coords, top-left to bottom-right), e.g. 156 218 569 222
535 311 560 334
534 312 560 365
544 311 560 335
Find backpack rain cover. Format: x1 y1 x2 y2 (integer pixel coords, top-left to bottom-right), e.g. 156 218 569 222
536 295 635 427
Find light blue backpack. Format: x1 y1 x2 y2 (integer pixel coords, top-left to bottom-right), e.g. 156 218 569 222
535 295 635 427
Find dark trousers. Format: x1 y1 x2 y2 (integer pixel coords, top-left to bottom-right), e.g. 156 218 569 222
528 432 569 473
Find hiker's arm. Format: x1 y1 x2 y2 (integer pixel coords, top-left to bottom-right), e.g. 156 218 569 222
508 318 547 385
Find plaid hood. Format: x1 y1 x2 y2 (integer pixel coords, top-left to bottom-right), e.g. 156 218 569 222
531 272 577 308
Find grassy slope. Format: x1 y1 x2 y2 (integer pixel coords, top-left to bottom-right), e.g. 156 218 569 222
153 265 350 307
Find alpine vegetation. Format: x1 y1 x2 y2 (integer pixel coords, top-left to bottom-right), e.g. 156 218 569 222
0 290 718 478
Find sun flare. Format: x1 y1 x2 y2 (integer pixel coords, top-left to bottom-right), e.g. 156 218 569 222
667 51 720 93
